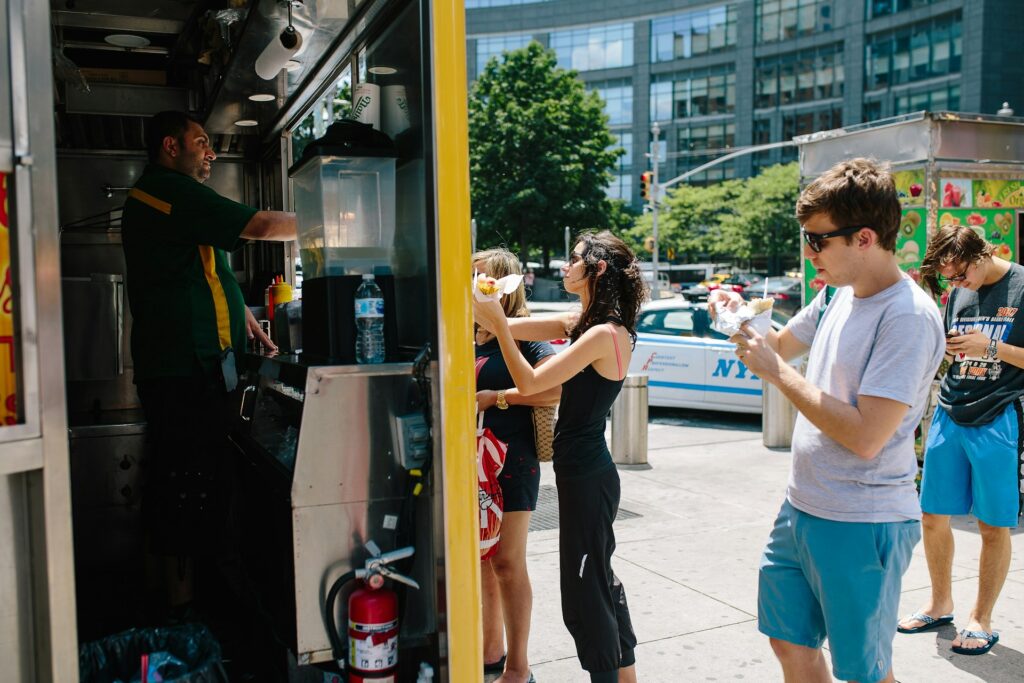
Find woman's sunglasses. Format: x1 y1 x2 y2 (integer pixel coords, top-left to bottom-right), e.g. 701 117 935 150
801 225 866 253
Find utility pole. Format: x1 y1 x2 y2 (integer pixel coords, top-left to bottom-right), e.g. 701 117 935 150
650 121 661 300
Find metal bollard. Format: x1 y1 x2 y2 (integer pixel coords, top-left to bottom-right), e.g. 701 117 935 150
762 381 798 448
611 375 649 467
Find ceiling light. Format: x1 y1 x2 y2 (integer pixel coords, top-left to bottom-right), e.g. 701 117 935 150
234 119 259 127
249 94 276 102
368 66 397 75
105 34 150 48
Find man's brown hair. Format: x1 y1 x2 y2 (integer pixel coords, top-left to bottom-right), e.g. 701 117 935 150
920 224 996 296
796 158 901 252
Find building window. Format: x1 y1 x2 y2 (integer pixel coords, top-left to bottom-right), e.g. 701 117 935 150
894 83 960 114
755 43 843 108
605 132 633 201
863 99 884 121
650 5 738 62
651 65 736 121
475 34 533 74
865 12 961 89
753 118 772 145
866 0 937 20
757 0 834 43
589 79 633 126
676 121 736 183
551 23 634 72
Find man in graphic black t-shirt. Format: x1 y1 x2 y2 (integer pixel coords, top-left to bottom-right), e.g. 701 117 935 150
899 225 1024 656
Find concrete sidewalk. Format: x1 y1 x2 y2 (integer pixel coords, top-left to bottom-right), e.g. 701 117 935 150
500 409 1024 682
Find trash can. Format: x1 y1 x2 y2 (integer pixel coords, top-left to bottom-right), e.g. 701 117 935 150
762 381 797 448
611 375 648 466
79 623 227 683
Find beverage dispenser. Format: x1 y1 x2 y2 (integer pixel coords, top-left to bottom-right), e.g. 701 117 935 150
290 120 399 361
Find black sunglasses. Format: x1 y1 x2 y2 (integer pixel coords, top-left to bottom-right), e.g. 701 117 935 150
801 225 866 253
936 263 971 288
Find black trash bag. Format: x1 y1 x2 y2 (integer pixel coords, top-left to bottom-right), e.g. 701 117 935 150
79 623 227 683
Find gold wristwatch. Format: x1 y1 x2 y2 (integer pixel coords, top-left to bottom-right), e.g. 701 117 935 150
496 389 509 410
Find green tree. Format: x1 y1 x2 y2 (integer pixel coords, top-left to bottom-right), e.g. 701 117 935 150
627 162 799 269
469 42 623 264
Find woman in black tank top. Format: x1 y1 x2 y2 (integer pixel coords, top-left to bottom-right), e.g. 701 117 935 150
473 231 647 683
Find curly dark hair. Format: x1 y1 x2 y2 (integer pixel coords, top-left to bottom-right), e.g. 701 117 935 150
568 230 649 345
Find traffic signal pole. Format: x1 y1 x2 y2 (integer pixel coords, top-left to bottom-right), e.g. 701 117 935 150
650 122 661 300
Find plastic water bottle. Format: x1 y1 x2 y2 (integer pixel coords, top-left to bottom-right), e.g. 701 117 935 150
354 274 385 363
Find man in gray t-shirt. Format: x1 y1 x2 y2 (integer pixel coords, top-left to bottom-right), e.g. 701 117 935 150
897 224 1024 656
713 158 943 683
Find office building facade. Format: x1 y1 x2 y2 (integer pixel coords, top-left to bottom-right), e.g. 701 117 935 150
466 0 1023 209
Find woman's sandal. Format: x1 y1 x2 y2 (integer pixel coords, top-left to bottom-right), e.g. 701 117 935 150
484 653 507 675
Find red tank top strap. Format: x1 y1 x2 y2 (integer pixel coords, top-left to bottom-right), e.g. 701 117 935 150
606 322 623 380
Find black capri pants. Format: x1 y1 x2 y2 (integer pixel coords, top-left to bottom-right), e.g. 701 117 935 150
557 465 637 681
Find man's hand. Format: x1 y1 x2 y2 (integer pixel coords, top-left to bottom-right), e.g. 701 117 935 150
946 328 989 358
245 307 278 353
707 289 743 320
730 323 784 381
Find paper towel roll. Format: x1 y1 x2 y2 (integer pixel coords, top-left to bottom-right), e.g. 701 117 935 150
351 82 381 130
382 85 412 138
255 27 303 80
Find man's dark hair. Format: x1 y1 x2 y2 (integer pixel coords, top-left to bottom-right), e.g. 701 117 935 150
796 158 902 252
145 111 201 162
920 224 996 296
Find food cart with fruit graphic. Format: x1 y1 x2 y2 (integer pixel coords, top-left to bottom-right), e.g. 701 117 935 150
796 111 1024 305
794 111 1024 459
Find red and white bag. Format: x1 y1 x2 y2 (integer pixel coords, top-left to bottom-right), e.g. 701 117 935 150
477 410 506 560
475 357 506 560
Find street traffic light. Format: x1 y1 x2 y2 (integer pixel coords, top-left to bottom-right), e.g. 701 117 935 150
639 171 652 203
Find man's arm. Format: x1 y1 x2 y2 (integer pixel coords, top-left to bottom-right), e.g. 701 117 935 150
769 361 909 459
241 211 297 241
737 325 911 460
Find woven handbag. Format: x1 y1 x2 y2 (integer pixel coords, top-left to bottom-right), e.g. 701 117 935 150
532 405 557 462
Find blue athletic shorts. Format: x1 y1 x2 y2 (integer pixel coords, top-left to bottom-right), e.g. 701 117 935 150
920 401 1023 528
758 500 920 683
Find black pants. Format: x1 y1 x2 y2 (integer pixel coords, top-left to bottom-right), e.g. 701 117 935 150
137 372 238 558
557 466 637 680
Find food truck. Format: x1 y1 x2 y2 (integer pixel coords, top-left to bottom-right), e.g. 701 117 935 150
796 111 1024 303
0 1 480 680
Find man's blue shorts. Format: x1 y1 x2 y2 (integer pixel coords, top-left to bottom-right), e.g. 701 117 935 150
758 500 920 683
920 401 1023 528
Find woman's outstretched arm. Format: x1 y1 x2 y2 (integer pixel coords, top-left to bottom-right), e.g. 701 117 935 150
474 297 609 395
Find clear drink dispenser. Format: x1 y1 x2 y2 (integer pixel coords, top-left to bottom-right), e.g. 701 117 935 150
291 155 397 278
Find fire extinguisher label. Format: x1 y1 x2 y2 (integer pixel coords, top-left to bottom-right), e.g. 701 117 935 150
349 619 398 672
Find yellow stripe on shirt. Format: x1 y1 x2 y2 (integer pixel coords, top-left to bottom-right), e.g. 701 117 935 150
198 245 233 350
127 187 172 215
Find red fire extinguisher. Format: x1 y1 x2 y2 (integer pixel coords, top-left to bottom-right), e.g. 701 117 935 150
325 543 418 683
347 579 399 683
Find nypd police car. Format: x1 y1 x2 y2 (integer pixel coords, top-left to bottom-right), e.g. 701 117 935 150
629 298 787 414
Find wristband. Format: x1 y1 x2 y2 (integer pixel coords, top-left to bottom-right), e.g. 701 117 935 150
496 389 509 410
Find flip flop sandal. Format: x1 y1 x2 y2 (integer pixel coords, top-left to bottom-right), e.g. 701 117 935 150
484 653 507 675
951 629 999 655
897 611 954 634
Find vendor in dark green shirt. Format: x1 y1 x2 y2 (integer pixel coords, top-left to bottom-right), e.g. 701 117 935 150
122 110 296 615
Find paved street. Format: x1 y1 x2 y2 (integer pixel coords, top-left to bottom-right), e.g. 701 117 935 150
496 408 1024 682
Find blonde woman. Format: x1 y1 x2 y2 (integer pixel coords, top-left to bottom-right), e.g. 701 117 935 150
474 248 560 683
